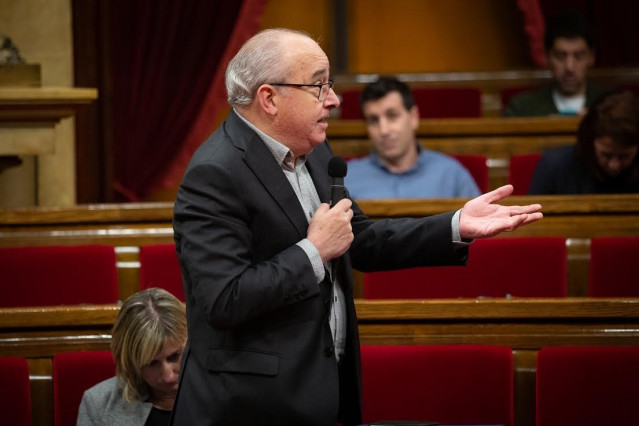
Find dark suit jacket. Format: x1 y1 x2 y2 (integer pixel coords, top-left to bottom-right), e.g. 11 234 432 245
170 110 467 426
529 144 639 195
503 84 611 117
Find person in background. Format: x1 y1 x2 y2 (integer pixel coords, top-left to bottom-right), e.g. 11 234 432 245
345 76 481 199
77 288 187 426
504 12 611 117
529 89 639 194
171 28 542 426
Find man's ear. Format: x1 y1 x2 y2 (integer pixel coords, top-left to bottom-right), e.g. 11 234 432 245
410 105 420 130
256 84 278 116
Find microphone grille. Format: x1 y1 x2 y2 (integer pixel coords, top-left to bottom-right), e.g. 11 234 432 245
328 156 347 178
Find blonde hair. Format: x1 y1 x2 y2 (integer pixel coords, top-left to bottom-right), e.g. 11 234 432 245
110 288 187 402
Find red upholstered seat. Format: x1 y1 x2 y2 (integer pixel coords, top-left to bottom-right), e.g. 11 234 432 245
0 357 32 426
364 237 567 299
53 351 116 426
452 154 489 193
412 87 482 118
339 89 363 120
339 86 482 119
0 245 119 307
508 153 542 195
139 243 184 301
536 346 639 426
361 345 513 425
589 236 639 297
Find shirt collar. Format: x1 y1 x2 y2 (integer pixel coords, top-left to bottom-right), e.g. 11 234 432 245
370 143 424 175
234 108 306 170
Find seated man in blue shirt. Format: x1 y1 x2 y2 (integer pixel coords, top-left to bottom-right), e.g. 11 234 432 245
345 76 481 199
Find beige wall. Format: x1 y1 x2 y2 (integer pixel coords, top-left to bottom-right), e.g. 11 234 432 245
0 0 76 207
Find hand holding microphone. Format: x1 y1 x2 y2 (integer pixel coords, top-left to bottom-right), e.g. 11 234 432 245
328 156 348 206
307 157 354 262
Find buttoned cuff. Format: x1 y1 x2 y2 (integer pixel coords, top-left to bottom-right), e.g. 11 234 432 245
297 239 325 283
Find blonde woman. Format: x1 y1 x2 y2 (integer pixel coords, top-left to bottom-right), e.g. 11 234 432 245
77 288 187 426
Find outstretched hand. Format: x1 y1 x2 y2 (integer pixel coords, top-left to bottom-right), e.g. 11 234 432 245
459 185 543 239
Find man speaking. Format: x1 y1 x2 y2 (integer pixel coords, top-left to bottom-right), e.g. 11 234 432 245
171 28 542 426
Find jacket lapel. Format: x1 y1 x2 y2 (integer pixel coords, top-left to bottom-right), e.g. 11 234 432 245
227 111 311 238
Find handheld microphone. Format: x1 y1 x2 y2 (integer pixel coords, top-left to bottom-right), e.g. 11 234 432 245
328 156 347 206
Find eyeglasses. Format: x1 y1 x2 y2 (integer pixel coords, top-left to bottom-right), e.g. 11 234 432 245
269 79 335 102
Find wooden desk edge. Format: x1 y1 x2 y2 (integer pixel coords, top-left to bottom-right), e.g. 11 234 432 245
2 299 638 330
355 298 639 320
0 304 120 328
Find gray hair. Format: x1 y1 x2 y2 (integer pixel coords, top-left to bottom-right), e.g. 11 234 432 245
226 28 312 107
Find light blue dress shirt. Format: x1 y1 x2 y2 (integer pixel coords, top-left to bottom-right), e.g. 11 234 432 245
345 149 480 199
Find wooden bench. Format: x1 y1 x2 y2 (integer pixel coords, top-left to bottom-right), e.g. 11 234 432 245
2 299 638 426
327 116 580 191
1 194 638 299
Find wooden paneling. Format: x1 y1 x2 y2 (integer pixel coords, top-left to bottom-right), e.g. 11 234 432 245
347 0 531 73
1 194 638 299
2 299 638 426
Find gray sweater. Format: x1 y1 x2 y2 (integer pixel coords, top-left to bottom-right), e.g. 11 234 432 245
77 377 152 426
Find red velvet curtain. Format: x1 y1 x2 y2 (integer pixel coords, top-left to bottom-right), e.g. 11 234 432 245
110 0 266 201
516 0 546 68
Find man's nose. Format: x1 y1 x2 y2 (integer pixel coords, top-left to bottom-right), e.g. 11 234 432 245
378 117 390 134
608 157 622 172
325 88 340 108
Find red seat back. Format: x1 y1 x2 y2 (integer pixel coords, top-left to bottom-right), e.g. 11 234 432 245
453 154 489 193
509 153 542 195
412 87 482 118
364 237 567 298
0 245 119 307
53 351 116 426
361 345 513 425
139 243 184 301
340 86 482 119
0 356 32 426
536 346 639 426
589 236 639 297
339 89 363 120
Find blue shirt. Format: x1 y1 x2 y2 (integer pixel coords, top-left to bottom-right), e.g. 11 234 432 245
345 149 481 199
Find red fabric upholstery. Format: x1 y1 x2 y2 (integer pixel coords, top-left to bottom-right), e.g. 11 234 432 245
339 89 363 120
452 154 489 193
0 357 32 426
0 245 119 307
536 346 639 426
339 87 482 119
53 351 116 426
364 237 567 298
139 243 185 301
509 153 542 195
361 345 513 425
589 236 639 297
412 87 482 118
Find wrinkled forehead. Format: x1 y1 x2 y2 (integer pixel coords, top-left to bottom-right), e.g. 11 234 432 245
281 34 330 81
550 37 591 53
363 91 407 115
595 136 639 153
